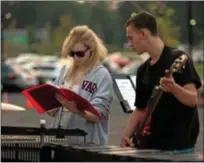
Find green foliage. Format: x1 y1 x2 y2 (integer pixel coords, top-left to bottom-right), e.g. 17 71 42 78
145 2 181 46
30 15 73 55
131 13 137 17
3 42 29 57
5 1 203 57
52 15 73 52
28 1 181 55
195 63 204 77
117 1 181 49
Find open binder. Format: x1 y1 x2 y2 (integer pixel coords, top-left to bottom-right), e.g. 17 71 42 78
22 84 101 118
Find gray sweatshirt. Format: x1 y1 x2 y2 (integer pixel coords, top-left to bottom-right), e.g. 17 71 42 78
51 64 113 145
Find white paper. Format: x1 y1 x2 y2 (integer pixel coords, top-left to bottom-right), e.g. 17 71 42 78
48 83 58 87
115 79 136 111
130 75 137 88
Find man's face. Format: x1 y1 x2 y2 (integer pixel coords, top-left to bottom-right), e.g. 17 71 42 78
126 25 146 55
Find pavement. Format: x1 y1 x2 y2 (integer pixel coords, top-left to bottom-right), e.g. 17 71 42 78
1 92 203 150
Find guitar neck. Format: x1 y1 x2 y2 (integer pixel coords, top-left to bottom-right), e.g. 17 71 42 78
147 87 164 113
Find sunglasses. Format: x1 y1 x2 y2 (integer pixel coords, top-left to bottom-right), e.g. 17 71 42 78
70 48 89 58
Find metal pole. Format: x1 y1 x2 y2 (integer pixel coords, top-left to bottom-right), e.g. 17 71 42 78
187 1 193 56
1 15 5 61
157 1 166 16
203 31 204 61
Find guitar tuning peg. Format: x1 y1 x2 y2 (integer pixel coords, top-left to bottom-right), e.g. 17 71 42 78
173 69 177 72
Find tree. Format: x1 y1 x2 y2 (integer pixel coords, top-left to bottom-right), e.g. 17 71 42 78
30 14 73 55
52 15 73 53
146 2 180 46
117 1 181 47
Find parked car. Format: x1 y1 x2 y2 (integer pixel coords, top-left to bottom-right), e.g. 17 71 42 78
1 103 26 111
192 49 203 63
42 56 58 63
32 62 63 84
121 61 142 75
1 62 37 90
103 60 121 75
12 65 39 86
16 53 42 65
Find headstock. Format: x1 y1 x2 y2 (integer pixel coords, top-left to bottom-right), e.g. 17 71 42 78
166 55 188 77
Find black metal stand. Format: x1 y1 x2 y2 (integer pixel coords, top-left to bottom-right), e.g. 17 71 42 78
57 107 63 130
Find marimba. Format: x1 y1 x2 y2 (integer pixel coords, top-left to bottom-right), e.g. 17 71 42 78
1 126 203 162
41 144 204 162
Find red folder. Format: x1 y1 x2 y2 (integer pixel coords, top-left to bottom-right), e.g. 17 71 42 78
22 84 101 118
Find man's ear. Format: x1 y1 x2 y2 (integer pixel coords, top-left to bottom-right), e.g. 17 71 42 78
141 28 150 39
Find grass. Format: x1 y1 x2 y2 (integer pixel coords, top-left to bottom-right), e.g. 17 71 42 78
195 63 203 78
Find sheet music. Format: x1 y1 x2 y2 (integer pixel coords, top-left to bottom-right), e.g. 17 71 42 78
130 75 136 88
47 83 60 88
115 79 135 111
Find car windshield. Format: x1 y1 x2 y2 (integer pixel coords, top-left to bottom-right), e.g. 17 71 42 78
1 63 15 73
122 62 141 75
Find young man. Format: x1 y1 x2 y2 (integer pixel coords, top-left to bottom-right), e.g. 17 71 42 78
120 11 202 150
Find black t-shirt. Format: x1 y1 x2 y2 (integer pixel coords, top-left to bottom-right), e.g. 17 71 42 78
134 45 202 150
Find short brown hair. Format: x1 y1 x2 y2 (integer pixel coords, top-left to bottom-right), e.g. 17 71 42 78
126 11 158 36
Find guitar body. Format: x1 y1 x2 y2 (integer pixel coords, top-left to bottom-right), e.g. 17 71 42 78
132 108 152 149
132 133 150 149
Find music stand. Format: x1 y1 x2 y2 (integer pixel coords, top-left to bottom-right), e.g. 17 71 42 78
128 75 137 89
112 74 136 113
57 107 63 130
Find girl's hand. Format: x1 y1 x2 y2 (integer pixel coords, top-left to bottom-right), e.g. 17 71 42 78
47 108 58 117
55 93 79 114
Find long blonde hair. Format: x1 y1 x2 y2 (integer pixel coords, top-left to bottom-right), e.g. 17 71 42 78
61 25 107 83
